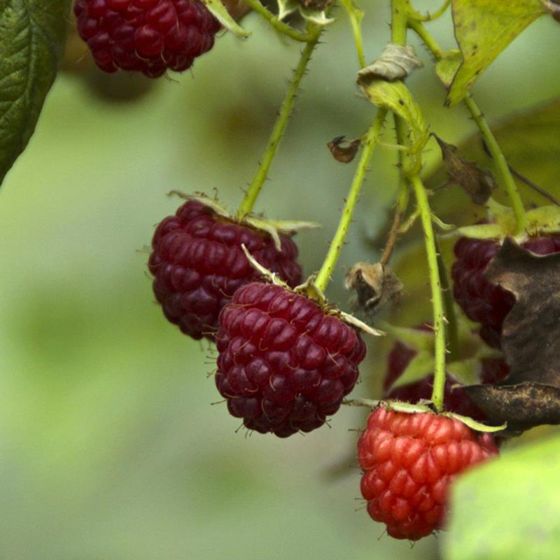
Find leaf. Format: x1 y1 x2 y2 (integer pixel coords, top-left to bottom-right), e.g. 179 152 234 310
435 50 462 88
358 81 429 172
443 435 560 560
388 350 434 391
0 0 70 186
203 0 250 37
434 134 495 204
448 0 545 106
465 239 560 432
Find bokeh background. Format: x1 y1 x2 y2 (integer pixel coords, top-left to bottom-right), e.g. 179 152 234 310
1 1 559 558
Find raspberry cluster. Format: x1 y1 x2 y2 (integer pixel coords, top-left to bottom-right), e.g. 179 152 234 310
149 199 302 340
74 0 221 77
452 235 560 347
358 408 498 540
215 282 366 437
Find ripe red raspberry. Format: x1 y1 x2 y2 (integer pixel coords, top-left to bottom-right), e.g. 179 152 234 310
215 282 367 437
74 0 221 78
383 337 508 421
358 408 498 540
148 199 302 340
452 235 560 347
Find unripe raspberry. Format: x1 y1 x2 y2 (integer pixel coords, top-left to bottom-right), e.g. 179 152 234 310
148 199 302 340
215 282 367 437
358 408 498 540
452 235 560 347
74 0 221 78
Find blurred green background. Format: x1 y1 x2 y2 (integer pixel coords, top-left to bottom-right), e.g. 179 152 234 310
1 1 559 558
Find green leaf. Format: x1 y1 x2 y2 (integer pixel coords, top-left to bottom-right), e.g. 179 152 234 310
389 350 434 391
443 435 560 560
448 0 545 106
203 0 250 38
359 81 429 173
0 0 70 186
435 49 462 88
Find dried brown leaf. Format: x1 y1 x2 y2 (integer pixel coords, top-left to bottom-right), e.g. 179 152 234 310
434 134 495 204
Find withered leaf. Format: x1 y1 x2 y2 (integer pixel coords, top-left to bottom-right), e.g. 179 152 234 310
345 262 403 316
434 134 495 204
327 136 361 164
465 383 560 435
465 239 560 432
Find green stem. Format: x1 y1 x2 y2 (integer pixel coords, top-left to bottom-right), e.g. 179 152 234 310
340 0 367 68
435 239 459 361
243 0 313 42
463 95 527 234
410 175 446 411
237 31 321 218
408 19 444 58
409 22 527 234
409 0 451 22
391 0 410 44
314 109 388 292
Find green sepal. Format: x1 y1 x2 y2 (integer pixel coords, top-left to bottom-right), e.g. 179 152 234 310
277 0 333 26
443 411 506 433
202 0 251 37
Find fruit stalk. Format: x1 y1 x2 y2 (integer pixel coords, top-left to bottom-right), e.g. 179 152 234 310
237 27 321 218
314 109 388 292
409 21 527 234
340 0 367 68
410 174 447 411
463 94 527 234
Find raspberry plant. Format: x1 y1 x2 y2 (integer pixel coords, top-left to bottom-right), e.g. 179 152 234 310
2 0 560 557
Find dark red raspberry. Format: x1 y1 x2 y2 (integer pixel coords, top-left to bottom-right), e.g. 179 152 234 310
452 235 560 347
383 337 508 421
74 0 221 78
148 199 302 340
358 408 498 540
215 282 367 437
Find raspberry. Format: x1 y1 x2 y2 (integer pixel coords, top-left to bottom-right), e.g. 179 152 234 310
148 199 302 340
452 235 560 347
358 408 498 540
383 337 508 420
74 0 221 78
215 282 367 437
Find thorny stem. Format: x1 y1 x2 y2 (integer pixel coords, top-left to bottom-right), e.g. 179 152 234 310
391 0 409 45
464 95 527 233
314 109 388 292
410 175 447 412
243 0 315 42
410 21 527 234
409 0 451 22
237 28 321 218
340 0 367 68
435 239 459 361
